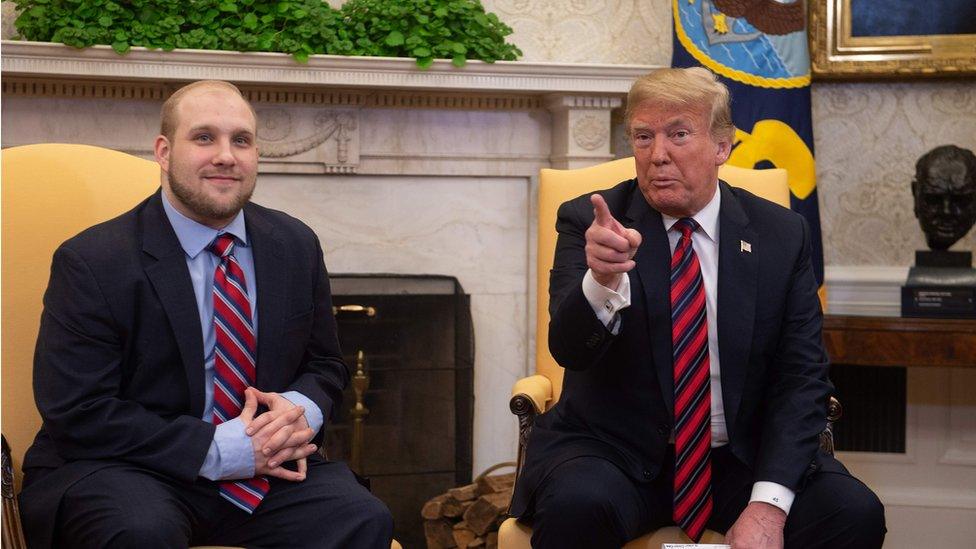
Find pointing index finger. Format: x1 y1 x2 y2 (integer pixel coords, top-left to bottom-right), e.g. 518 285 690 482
591 194 615 228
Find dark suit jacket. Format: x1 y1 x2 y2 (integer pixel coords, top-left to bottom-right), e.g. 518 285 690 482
20 190 348 548
511 178 832 517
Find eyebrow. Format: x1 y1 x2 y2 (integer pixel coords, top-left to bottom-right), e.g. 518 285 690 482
186 124 255 137
630 118 693 133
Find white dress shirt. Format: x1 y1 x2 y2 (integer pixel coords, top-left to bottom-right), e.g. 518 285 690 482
582 185 795 515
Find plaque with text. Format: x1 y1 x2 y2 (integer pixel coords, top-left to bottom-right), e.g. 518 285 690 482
902 260 976 319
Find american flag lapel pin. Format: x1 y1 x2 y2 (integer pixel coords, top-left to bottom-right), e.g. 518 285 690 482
740 240 752 253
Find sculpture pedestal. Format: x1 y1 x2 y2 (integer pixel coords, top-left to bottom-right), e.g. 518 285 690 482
901 251 976 319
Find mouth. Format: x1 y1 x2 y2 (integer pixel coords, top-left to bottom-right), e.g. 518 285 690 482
202 175 240 184
649 177 679 187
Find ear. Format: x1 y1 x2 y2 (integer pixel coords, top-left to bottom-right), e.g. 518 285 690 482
154 135 171 173
714 135 732 165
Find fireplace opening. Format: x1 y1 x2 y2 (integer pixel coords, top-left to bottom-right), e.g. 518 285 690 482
326 274 474 547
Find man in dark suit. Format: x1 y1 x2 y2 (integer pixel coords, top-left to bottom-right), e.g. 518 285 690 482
20 80 393 548
510 68 885 548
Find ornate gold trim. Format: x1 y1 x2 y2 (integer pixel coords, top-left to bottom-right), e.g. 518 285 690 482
809 0 976 79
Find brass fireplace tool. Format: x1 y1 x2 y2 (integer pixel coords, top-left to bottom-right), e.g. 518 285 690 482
332 304 376 474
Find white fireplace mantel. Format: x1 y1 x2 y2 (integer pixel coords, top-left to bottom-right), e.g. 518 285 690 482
2 40 658 170
2 40 656 94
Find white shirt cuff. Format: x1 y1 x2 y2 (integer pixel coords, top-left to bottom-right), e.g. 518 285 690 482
750 481 795 515
199 417 255 480
281 390 324 435
582 270 631 334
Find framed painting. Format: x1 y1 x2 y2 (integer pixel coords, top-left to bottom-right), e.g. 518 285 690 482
809 0 976 79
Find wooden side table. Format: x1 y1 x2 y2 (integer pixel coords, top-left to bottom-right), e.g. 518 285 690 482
823 315 976 368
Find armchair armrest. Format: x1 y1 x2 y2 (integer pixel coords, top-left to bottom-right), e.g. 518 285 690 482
509 375 553 484
510 375 553 416
820 396 843 455
2 435 27 549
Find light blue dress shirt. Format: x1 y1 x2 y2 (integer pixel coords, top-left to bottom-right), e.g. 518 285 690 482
161 193 323 480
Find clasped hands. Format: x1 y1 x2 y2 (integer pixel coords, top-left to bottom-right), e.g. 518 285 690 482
238 387 317 482
585 194 642 291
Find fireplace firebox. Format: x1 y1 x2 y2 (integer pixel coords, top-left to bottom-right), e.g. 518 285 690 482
326 274 474 548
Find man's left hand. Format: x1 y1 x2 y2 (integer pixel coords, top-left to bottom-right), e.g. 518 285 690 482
725 501 786 549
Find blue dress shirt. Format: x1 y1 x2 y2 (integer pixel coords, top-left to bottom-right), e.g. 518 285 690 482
161 193 323 480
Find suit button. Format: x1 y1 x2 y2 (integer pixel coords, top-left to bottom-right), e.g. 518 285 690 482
657 424 670 436
642 470 652 479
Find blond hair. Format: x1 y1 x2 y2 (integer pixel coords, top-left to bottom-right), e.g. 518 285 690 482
625 67 734 142
159 80 256 140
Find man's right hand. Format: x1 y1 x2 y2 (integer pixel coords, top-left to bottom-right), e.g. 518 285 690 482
585 194 642 291
239 388 317 482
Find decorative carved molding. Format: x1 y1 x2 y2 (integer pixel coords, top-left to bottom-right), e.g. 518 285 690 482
257 110 357 159
1 79 166 100
545 94 623 111
572 113 608 151
1 76 543 110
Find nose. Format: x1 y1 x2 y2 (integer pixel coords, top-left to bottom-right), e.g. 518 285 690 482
212 138 236 166
941 196 960 216
650 136 669 165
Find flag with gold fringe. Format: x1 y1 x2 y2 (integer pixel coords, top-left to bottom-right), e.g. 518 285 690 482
671 0 825 305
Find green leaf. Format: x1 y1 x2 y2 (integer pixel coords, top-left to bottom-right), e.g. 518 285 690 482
384 30 404 46
111 40 130 54
219 2 238 13
451 54 465 67
243 13 258 29
412 46 430 57
416 56 433 69
98 15 113 27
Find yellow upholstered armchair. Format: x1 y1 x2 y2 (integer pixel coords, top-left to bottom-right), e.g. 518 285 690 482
498 158 841 548
2 144 162 548
0 144 402 549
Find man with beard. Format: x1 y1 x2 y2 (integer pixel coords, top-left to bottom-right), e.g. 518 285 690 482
19 80 393 549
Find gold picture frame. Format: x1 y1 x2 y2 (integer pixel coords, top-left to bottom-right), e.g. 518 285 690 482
809 0 976 79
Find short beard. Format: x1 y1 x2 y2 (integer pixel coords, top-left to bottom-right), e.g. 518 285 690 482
167 171 253 223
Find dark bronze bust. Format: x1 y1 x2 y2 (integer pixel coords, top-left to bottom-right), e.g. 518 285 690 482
911 145 976 251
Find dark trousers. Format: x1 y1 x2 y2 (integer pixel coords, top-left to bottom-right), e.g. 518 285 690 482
519 446 885 549
51 458 393 549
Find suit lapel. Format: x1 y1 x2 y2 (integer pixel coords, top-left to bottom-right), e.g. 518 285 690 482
142 191 207 417
624 190 676 417
246 205 288 388
716 181 758 441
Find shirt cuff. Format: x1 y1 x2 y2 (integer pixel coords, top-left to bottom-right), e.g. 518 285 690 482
750 481 795 515
198 417 255 480
582 269 631 334
281 390 324 435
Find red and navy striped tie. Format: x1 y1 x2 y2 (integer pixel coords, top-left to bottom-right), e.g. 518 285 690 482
210 234 269 513
670 218 712 542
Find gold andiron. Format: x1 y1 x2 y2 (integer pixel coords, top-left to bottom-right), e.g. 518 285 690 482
350 349 370 474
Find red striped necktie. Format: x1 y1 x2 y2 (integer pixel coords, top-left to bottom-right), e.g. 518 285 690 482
209 233 269 513
670 218 712 542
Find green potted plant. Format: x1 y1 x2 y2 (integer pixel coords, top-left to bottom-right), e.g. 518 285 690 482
10 0 521 66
